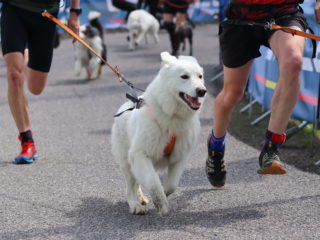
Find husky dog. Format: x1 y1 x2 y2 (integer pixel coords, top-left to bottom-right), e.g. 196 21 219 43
111 52 206 216
127 9 160 50
74 24 103 80
88 10 107 75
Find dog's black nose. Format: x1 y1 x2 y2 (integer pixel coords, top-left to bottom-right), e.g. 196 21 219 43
196 88 207 97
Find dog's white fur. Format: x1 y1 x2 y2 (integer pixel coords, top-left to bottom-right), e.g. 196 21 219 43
111 52 206 216
74 25 103 79
88 10 101 21
127 9 160 50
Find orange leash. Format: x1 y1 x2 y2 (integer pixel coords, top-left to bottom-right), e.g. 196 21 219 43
224 19 320 42
42 11 123 83
271 24 320 41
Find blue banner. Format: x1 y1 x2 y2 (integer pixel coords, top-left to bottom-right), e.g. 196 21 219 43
248 0 320 123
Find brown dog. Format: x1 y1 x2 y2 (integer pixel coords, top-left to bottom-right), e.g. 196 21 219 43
173 19 194 56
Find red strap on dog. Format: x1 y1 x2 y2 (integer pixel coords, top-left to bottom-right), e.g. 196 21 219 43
164 134 177 156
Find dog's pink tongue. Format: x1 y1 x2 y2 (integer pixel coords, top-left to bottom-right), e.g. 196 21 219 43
190 97 201 108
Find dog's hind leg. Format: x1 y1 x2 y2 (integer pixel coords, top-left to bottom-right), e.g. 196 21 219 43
189 31 193 56
152 31 159 44
74 60 82 76
164 159 186 196
130 153 169 216
129 31 135 50
97 45 107 76
88 57 100 79
121 164 148 215
86 69 92 80
97 64 102 77
144 33 149 45
182 39 186 52
136 30 147 46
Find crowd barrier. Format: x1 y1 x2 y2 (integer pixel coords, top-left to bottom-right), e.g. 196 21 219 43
248 0 320 125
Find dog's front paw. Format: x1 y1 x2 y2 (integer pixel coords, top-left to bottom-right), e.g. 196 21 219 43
129 203 147 215
159 204 170 217
152 196 170 216
164 186 176 197
139 194 149 205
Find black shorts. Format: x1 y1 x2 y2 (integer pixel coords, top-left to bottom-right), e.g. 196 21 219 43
219 10 308 68
163 0 190 14
1 3 57 72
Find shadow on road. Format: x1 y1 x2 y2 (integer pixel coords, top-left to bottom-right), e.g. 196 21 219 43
2 192 320 239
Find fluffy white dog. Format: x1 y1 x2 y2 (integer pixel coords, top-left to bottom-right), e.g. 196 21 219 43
74 24 103 80
127 9 160 50
111 52 206 216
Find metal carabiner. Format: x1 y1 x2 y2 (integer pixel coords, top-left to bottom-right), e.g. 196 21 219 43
264 18 276 30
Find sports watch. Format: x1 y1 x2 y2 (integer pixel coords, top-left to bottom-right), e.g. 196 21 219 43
70 8 82 16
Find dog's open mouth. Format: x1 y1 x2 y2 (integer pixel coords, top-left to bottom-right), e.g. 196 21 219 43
179 92 201 110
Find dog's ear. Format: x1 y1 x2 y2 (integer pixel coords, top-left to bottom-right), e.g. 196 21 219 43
161 52 177 67
178 56 199 64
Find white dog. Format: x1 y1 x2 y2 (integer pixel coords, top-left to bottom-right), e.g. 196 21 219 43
111 52 206 216
127 9 160 50
74 24 103 80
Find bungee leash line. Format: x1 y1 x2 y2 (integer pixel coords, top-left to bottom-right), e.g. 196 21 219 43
266 19 320 41
42 11 145 93
223 18 319 58
224 18 320 41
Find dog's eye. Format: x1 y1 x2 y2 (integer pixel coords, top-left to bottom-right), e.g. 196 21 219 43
180 75 189 79
199 75 203 79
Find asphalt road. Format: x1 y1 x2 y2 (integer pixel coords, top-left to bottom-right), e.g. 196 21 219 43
0 23 319 240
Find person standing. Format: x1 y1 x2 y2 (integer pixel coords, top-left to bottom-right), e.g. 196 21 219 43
206 0 320 187
1 0 81 164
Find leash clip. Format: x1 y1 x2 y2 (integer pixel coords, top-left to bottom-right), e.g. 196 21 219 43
264 19 275 30
126 93 144 109
41 10 48 17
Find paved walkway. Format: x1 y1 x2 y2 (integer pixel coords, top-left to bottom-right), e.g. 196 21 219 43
0 23 319 240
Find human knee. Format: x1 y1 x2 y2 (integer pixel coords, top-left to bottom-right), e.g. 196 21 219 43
221 89 244 106
280 52 303 76
7 68 24 91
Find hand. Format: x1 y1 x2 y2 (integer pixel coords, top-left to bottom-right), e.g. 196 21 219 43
315 1 320 24
68 13 80 43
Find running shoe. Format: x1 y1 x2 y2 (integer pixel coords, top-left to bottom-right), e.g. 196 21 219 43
205 134 226 188
15 138 38 164
257 142 286 174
